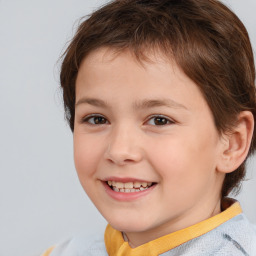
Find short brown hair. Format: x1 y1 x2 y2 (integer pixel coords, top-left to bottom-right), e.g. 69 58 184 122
60 0 256 197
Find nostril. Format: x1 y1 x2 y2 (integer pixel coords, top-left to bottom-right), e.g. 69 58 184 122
104 138 143 165
105 149 143 165
106 155 139 165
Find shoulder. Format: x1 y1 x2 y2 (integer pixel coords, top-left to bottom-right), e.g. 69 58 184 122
220 213 256 254
202 213 256 255
42 232 107 256
163 213 256 256
204 213 256 255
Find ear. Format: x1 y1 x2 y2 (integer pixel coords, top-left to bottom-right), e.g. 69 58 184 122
217 111 254 174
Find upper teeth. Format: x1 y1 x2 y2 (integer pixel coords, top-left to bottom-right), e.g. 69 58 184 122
107 181 152 189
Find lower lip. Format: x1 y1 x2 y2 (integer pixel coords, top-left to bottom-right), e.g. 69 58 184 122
102 181 156 202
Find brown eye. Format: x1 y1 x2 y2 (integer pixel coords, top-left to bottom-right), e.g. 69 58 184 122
83 115 109 125
93 116 107 124
154 117 169 125
147 115 173 126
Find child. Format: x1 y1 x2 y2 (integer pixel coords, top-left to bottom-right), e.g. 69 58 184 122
43 0 256 255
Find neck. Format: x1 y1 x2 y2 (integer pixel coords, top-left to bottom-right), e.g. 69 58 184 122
124 198 222 248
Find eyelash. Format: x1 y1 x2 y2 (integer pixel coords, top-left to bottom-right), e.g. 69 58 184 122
81 114 174 126
81 114 109 125
146 115 174 126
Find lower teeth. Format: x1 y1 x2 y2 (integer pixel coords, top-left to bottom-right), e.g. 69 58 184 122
111 186 149 193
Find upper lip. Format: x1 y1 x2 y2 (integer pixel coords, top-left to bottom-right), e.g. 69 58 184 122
102 177 155 183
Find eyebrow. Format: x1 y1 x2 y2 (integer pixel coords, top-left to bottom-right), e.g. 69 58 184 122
75 97 188 111
76 98 108 108
133 98 188 110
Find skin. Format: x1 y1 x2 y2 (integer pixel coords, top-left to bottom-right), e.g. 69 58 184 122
73 47 252 248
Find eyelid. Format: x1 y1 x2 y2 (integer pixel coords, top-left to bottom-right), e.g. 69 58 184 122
145 114 175 125
81 114 109 125
79 113 174 126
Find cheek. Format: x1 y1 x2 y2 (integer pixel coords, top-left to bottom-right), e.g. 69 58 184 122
73 134 102 178
147 132 217 184
146 140 188 188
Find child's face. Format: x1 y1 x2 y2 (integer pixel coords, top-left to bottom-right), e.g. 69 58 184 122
74 47 225 244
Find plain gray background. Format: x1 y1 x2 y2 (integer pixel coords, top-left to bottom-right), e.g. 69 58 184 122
0 1 255 255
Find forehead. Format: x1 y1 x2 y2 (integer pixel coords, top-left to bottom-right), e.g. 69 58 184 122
75 47 210 114
77 46 185 89
80 46 172 70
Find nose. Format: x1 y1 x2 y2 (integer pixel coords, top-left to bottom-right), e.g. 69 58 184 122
104 125 143 166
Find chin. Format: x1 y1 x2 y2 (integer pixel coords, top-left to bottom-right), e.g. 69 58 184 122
106 214 152 233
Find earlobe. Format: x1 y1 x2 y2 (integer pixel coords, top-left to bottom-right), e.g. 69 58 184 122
217 111 254 174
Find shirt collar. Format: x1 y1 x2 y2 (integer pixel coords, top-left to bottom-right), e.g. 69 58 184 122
104 198 242 256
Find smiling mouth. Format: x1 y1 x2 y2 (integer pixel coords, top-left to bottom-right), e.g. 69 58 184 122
106 181 155 193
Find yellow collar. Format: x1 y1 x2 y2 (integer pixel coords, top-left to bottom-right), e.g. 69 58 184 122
104 199 242 256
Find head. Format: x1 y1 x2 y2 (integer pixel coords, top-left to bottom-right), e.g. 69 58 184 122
60 0 256 245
